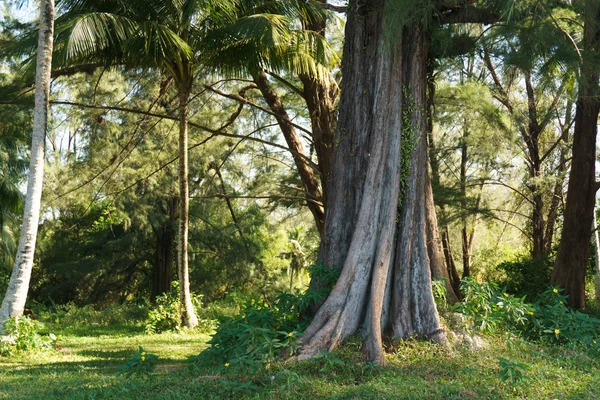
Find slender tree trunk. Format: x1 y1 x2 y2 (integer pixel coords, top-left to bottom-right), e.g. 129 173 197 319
552 0 600 309
151 196 177 302
177 76 198 328
0 0 54 334
425 169 458 304
254 71 325 234
425 71 459 303
593 207 600 309
460 126 471 279
299 0 338 203
299 3 444 363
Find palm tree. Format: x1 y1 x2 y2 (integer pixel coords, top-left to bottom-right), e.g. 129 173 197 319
28 0 333 327
0 0 54 334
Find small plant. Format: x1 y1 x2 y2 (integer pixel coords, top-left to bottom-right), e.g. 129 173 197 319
312 350 346 374
269 369 303 397
454 278 532 333
117 346 158 379
432 278 448 312
497 356 529 384
1 316 55 355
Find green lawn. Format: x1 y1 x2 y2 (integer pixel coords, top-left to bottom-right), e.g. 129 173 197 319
1 321 600 399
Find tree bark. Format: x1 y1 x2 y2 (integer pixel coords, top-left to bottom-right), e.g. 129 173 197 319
254 71 325 234
552 0 600 309
593 207 600 309
0 0 54 333
299 2 445 364
151 196 177 302
298 2 338 204
177 75 199 328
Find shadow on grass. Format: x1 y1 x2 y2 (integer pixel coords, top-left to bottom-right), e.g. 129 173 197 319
57 324 145 337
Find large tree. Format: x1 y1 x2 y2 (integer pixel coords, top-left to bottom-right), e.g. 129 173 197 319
0 0 54 333
298 0 449 364
552 0 600 309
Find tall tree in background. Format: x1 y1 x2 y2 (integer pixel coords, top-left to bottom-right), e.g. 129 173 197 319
552 0 600 309
0 0 54 333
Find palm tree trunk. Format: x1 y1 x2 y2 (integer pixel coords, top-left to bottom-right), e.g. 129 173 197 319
177 77 198 328
593 207 600 309
0 0 54 334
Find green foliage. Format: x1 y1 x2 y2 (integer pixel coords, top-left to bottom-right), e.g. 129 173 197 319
496 255 553 300
145 282 183 334
117 346 158 380
525 287 600 349
192 294 302 378
454 278 533 333
432 278 448 312
497 356 529 384
311 351 345 374
0 316 54 356
48 302 149 328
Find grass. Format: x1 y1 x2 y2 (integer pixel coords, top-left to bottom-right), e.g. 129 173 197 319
1 314 600 399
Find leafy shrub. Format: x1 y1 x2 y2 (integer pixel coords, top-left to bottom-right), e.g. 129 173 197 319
524 287 600 349
0 316 54 356
145 282 181 334
117 346 158 379
454 278 532 333
145 281 212 333
193 294 303 378
496 255 552 300
432 278 448 312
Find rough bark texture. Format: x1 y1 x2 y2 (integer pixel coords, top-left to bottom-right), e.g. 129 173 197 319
254 71 325 234
426 73 460 303
552 0 600 309
0 0 54 334
593 208 600 309
177 77 199 328
425 172 459 304
299 1 445 364
151 196 178 301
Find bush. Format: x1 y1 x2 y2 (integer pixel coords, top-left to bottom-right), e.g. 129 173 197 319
47 302 149 327
1 316 55 356
454 278 532 334
496 255 552 300
524 287 600 349
145 282 181 334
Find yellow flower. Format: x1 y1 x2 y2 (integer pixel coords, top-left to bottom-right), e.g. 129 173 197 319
594 340 597 344
141 355 146 361
527 311 534 315
225 363 230 367
553 289 558 294
503 293 509 297
251 300 255 305
141 352 146 356
257 307 262 310
555 329 560 335
559 301 563 305
241 315 246 319
288 332 294 337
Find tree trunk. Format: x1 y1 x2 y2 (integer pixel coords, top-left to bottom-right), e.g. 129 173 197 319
0 0 54 334
459 126 471 279
552 0 600 309
298 0 338 204
151 196 177 302
299 3 445 364
593 207 600 309
426 69 460 303
177 77 199 328
254 71 325 234
425 171 459 304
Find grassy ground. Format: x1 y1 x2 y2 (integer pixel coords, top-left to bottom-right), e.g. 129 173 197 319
1 317 600 399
